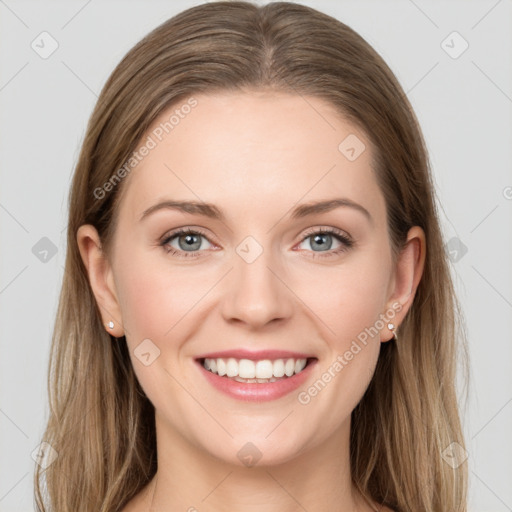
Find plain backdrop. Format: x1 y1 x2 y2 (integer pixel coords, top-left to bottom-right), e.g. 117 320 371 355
1 1 511 510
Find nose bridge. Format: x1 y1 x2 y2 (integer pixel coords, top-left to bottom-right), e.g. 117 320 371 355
221 234 292 327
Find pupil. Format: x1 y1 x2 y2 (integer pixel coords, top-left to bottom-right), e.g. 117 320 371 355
180 234 200 250
312 233 331 251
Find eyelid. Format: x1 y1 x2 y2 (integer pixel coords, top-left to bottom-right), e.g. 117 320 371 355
160 225 352 244
299 225 352 242
160 226 215 244
159 226 217 255
160 225 354 258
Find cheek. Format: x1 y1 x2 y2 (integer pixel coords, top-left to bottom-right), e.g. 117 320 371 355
294 254 390 428
115 236 392 348
114 246 209 340
309 249 391 349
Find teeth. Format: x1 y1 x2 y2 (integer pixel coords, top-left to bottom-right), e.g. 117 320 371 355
255 360 273 379
226 358 238 377
203 357 308 379
285 358 295 376
239 359 255 378
273 359 285 377
217 358 226 376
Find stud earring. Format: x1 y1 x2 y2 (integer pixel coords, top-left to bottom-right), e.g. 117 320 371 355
107 321 114 330
387 322 397 342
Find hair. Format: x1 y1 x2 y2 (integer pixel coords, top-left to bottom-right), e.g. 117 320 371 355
35 2 469 511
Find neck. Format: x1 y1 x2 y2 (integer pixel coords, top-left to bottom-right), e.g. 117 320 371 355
140 412 373 512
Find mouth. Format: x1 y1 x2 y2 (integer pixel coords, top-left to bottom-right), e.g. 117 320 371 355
198 356 316 383
194 352 318 402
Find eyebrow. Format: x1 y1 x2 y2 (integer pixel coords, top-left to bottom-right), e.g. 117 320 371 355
139 198 372 224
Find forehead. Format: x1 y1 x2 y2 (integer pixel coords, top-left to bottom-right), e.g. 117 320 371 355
117 90 383 225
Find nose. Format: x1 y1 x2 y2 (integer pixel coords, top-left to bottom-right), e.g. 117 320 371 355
220 241 294 330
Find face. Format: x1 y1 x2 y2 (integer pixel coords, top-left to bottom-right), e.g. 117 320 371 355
87 90 409 467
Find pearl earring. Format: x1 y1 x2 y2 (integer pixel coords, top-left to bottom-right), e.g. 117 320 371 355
387 322 397 341
108 321 114 330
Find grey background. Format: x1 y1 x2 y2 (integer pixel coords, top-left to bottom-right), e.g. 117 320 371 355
1 0 511 510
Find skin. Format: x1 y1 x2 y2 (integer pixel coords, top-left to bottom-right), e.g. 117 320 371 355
78 90 425 512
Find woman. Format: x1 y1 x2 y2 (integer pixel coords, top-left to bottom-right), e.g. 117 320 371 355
34 2 468 511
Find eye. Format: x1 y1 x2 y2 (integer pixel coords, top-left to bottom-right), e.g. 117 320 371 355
296 227 353 259
160 226 353 260
160 228 214 258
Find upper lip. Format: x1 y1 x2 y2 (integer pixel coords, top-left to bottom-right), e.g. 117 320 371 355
195 349 316 361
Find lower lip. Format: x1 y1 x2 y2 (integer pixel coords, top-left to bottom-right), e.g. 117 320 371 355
196 359 317 402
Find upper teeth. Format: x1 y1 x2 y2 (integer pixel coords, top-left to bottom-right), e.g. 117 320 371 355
203 357 307 379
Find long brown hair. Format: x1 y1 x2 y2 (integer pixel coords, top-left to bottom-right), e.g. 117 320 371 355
35 2 468 510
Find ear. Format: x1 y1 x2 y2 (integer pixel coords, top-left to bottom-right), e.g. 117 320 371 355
380 226 426 342
76 224 125 337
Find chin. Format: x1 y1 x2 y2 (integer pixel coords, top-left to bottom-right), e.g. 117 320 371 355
201 431 312 469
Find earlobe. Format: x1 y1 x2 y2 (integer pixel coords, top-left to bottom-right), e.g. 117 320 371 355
76 224 125 337
380 226 426 343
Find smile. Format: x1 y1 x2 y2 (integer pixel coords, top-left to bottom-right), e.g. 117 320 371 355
202 357 308 383
195 352 317 402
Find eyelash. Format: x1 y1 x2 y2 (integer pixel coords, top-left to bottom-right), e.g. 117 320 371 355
160 227 353 260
